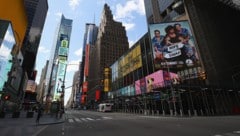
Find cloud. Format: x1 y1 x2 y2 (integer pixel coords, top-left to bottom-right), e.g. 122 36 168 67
38 46 50 54
113 0 145 31
5 29 15 43
0 44 11 59
122 22 135 31
128 40 135 48
114 0 145 20
55 12 62 17
67 60 80 72
74 48 82 57
69 0 81 10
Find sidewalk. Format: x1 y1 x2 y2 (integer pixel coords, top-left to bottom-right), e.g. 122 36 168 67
0 111 65 125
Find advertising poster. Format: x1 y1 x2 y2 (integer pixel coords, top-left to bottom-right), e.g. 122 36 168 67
145 70 165 93
149 21 200 70
140 77 147 94
135 80 141 95
84 44 90 76
25 80 37 92
82 82 88 93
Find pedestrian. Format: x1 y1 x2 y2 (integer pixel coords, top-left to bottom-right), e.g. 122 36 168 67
36 104 42 125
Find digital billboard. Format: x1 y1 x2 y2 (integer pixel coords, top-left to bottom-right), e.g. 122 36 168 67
84 44 90 76
118 44 142 78
53 60 67 101
149 21 200 70
145 70 165 93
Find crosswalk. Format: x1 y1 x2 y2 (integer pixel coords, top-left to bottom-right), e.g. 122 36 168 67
66 116 113 123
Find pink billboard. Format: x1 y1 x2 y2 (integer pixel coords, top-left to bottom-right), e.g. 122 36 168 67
145 70 165 93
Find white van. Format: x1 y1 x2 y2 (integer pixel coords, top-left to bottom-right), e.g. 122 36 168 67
98 103 113 112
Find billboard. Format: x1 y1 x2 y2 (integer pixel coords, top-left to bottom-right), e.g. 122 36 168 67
118 44 142 78
135 70 180 94
25 80 37 92
58 36 69 56
82 82 88 93
84 44 90 76
149 21 200 70
145 70 165 93
53 60 67 101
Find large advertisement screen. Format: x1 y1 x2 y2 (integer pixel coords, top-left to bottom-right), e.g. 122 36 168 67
145 70 165 93
53 58 67 101
118 44 142 78
149 21 200 70
84 44 90 77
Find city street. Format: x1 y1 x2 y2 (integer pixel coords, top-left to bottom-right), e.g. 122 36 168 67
1 110 240 136
38 110 240 136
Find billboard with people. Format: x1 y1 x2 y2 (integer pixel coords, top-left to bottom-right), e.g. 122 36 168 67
149 21 200 70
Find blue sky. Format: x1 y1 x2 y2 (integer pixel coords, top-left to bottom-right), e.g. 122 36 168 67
36 0 147 104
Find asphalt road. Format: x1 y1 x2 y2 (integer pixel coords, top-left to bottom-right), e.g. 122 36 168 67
36 110 240 136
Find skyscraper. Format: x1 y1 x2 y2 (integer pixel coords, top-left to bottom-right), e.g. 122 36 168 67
79 23 98 105
87 4 129 104
144 0 186 24
22 0 48 79
144 0 240 88
45 15 73 103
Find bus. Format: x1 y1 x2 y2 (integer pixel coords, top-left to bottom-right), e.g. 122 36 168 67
98 103 113 112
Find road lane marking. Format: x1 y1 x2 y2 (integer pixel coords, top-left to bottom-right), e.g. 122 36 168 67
102 117 112 119
233 131 240 134
75 118 82 122
81 118 88 122
68 119 74 123
32 125 49 136
86 118 94 121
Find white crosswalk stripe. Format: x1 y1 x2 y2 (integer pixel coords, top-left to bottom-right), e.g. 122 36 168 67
68 119 74 123
74 118 82 122
86 117 94 121
67 117 113 123
102 116 112 120
81 118 88 122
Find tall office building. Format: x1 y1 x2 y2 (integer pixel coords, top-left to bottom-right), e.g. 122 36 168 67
144 0 240 90
144 0 186 24
87 4 129 105
79 23 98 105
36 60 49 103
45 15 72 102
22 0 48 79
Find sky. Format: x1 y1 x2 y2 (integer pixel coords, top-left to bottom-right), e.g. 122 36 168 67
36 0 148 105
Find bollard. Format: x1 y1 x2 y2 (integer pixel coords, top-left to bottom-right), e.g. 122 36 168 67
188 110 191 116
180 109 183 117
170 109 173 116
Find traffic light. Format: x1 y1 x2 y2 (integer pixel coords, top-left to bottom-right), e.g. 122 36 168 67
3 94 10 101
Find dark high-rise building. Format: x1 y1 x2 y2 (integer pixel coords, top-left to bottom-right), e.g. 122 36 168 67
144 0 240 89
22 0 48 79
87 4 129 104
142 0 240 115
79 23 98 105
144 0 186 24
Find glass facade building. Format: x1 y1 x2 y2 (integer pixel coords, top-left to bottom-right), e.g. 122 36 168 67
0 20 16 93
45 15 73 102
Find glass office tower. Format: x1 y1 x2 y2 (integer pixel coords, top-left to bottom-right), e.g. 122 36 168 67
45 15 73 102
